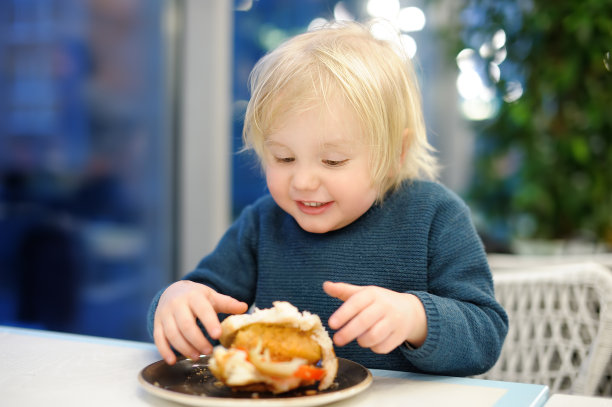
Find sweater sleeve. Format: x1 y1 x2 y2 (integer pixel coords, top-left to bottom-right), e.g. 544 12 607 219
184 204 260 304
399 200 508 376
146 202 261 340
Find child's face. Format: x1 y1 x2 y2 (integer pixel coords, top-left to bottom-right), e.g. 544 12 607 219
264 103 378 233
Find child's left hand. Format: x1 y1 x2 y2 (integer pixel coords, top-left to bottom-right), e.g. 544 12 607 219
323 281 427 354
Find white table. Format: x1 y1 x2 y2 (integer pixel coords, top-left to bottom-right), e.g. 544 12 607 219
544 394 612 406
0 326 549 407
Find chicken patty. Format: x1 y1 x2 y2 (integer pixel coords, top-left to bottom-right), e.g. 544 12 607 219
231 323 322 363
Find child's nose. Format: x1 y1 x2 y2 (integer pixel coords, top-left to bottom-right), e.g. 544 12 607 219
292 164 319 191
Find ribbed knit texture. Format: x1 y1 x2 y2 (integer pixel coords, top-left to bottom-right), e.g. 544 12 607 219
148 180 508 376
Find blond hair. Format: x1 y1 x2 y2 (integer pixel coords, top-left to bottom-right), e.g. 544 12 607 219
243 21 438 199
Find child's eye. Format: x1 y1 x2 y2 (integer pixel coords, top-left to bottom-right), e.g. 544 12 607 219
322 159 349 167
274 156 295 163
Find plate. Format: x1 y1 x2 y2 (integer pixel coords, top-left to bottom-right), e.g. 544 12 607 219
138 356 372 406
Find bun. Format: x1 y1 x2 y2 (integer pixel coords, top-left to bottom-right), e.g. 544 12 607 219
209 301 338 393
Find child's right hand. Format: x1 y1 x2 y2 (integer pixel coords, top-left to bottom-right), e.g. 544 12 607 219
153 280 248 365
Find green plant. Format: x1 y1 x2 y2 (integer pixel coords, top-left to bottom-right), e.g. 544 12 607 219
440 0 612 249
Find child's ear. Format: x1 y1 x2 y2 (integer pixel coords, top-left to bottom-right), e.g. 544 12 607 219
386 129 412 179
399 128 412 166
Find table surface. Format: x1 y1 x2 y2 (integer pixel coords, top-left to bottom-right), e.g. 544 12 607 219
0 326 550 407
544 394 612 407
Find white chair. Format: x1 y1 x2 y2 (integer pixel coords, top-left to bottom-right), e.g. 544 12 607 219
478 262 612 396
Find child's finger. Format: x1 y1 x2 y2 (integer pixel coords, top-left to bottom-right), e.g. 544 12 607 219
325 283 373 330
356 317 392 349
368 332 400 355
164 319 201 360
323 281 362 301
153 318 177 365
210 292 249 316
190 293 224 344
162 314 202 361
332 299 382 346
171 298 214 355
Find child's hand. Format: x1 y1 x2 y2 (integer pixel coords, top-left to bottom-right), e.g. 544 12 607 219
153 280 248 365
323 281 427 354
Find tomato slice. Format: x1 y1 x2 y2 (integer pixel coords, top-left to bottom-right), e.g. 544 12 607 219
233 347 250 361
293 365 325 381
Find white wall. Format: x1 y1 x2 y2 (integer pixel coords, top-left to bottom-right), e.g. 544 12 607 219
179 0 232 275
425 0 474 194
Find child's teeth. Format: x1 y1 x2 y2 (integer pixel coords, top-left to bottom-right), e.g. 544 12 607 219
304 202 323 207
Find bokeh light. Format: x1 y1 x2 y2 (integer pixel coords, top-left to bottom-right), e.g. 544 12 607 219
492 29 506 49
366 0 400 21
308 17 328 31
400 34 417 59
334 2 354 21
398 7 426 32
503 81 523 103
455 27 513 121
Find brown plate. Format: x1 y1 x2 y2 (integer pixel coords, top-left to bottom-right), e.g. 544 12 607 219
138 356 372 406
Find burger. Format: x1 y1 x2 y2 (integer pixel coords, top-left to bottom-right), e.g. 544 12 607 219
208 301 338 394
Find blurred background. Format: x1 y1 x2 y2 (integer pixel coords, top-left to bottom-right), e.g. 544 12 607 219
0 0 610 342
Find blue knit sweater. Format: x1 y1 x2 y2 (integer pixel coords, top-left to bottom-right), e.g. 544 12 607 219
148 180 508 376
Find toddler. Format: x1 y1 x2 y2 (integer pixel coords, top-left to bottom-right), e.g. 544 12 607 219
148 21 508 376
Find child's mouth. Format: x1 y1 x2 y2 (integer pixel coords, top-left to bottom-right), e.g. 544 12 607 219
297 200 332 214
303 201 325 207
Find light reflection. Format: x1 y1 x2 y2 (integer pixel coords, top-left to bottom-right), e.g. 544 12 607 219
369 21 417 59
400 34 417 59
308 18 328 31
457 70 486 100
479 29 507 63
492 29 506 49
398 7 426 32
334 2 354 22
489 62 500 83
479 42 494 59
456 47 499 120
460 98 499 121
503 81 523 103
366 0 400 21
456 48 478 71
457 71 495 102
493 47 507 65
235 0 253 12
361 2 425 58
604 51 611 72
369 20 398 42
